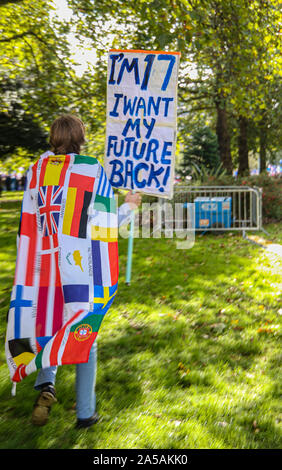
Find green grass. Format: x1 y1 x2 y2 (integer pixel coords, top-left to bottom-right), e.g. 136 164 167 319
0 191 281 449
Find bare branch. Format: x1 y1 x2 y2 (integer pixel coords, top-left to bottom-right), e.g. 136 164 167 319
0 31 33 42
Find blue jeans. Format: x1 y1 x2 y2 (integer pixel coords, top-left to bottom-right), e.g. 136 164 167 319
34 341 97 420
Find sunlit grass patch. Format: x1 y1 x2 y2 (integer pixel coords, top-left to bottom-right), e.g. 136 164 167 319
0 193 281 449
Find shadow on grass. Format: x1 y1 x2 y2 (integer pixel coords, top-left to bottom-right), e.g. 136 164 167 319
0 198 280 449
0 306 279 449
1 322 280 449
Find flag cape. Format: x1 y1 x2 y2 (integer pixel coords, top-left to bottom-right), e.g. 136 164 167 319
5 152 118 384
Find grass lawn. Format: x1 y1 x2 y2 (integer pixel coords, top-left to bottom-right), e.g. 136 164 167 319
0 191 281 449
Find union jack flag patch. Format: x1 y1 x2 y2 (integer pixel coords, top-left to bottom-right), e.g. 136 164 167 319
38 185 63 236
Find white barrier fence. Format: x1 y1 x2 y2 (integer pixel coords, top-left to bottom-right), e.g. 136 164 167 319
157 185 264 234
124 185 266 283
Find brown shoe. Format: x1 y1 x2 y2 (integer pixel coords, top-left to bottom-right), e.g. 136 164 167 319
32 385 57 426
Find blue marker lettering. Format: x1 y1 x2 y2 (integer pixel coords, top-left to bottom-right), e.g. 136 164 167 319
141 54 155 90
117 58 140 85
162 165 171 187
158 54 176 91
161 141 172 164
123 96 138 116
107 135 117 156
113 138 124 157
143 118 156 139
134 162 148 188
147 96 161 116
133 141 146 160
109 93 123 117
122 118 141 139
109 160 124 187
148 164 164 188
162 97 174 117
145 139 159 163
124 160 134 189
108 53 124 84
135 97 146 117
124 137 135 157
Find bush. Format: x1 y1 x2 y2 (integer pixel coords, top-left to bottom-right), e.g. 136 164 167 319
238 173 282 223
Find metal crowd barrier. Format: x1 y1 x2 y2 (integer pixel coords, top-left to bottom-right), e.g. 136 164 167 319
156 185 266 238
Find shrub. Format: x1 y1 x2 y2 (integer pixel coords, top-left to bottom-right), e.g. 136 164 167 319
238 174 282 223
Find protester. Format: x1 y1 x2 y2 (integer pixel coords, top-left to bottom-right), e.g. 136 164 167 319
7 114 141 429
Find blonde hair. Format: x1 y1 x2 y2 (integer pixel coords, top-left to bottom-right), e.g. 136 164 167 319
49 114 85 155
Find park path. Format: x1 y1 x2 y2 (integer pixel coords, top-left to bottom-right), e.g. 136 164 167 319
264 243 282 257
247 233 282 258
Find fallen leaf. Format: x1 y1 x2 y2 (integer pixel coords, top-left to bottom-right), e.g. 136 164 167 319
257 325 280 334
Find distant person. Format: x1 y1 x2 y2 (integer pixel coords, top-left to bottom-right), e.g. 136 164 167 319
5 114 141 429
10 175 16 191
21 174 26 191
15 176 19 191
5 175 11 191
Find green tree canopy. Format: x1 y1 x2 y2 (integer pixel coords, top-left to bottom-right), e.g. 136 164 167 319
0 0 281 174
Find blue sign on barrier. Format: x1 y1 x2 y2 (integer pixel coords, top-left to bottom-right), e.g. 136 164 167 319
194 197 232 229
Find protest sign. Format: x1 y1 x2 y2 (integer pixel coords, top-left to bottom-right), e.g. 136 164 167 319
104 49 180 199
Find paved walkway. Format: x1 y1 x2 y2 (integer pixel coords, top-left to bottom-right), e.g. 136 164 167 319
265 243 282 257
246 234 282 258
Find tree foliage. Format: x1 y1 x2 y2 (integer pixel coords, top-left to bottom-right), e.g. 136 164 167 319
0 0 281 173
0 103 49 158
66 0 281 173
180 126 220 177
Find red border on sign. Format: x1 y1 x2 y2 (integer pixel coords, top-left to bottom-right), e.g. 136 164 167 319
109 49 181 56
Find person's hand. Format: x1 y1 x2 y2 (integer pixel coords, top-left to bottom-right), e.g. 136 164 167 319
125 191 142 209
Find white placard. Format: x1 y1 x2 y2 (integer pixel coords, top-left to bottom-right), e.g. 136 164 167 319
104 49 180 199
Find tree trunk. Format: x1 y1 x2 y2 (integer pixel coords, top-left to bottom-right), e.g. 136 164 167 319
259 122 267 173
215 102 233 174
238 116 249 176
